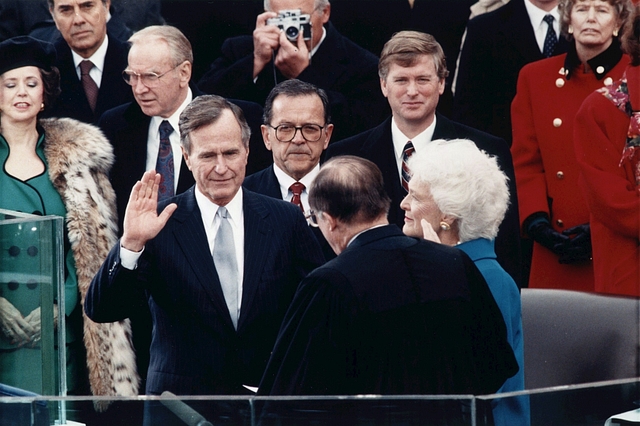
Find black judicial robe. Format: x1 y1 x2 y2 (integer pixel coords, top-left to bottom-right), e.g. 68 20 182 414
258 225 518 396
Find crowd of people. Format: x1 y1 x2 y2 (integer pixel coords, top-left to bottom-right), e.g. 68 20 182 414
0 0 638 425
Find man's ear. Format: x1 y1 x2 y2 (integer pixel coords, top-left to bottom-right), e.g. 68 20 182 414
178 61 192 87
182 146 192 170
261 124 273 151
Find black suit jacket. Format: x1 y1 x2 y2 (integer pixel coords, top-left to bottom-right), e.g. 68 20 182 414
45 34 133 124
85 187 325 395
453 0 569 142
243 165 335 261
259 225 517 396
197 21 389 142
98 86 268 234
324 114 523 286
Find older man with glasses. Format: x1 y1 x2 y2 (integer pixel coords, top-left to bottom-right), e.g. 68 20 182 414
243 79 335 260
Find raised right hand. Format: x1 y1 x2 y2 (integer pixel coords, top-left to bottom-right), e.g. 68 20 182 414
121 170 177 252
253 11 281 78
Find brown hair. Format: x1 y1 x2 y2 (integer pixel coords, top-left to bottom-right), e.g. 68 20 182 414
378 31 449 81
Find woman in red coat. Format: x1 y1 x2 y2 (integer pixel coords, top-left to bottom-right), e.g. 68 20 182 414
573 5 640 296
511 0 632 290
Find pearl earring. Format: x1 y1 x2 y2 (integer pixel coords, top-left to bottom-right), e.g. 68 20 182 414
568 25 573 34
613 28 619 37
440 221 450 231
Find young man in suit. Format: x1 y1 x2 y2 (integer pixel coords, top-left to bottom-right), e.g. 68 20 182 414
44 0 133 124
197 0 389 142
86 95 324 402
259 155 517 399
243 79 334 259
325 31 523 286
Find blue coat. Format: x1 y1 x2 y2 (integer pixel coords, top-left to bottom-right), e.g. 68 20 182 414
458 238 529 426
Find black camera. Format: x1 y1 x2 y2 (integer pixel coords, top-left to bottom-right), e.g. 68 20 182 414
267 9 312 42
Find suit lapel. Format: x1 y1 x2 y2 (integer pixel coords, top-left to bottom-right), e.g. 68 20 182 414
501 0 544 63
360 118 405 226
239 190 273 329
263 166 283 199
172 188 236 328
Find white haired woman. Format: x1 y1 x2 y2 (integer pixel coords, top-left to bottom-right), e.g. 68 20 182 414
400 138 528 426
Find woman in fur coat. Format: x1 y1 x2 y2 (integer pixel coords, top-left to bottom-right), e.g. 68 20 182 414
0 36 138 403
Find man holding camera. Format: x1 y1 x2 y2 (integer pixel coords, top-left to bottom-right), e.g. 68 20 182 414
197 0 389 141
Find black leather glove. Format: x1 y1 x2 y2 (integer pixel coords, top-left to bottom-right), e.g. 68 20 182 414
555 223 592 264
527 219 570 256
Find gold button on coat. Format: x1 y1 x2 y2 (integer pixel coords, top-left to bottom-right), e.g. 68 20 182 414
556 171 564 179
596 66 605 74
553 118 562 127
604 77 613 86
556 78 565 87
556 219 564 227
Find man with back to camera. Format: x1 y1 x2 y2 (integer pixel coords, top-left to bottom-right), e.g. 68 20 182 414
44 0 133 124
197 0 389 142
324 30 523 286
243 79 334 259
259 155 518 401
86 94 324 405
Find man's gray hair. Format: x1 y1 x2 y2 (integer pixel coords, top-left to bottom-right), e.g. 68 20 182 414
408 139 509 242
129 25 194 66
179 95 251 153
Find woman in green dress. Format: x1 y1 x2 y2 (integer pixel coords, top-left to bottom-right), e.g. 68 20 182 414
0 36 138 402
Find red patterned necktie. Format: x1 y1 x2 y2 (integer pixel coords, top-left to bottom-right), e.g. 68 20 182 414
289 182 305 212
156 120 175 200
79 60 98 112
401 141 415 192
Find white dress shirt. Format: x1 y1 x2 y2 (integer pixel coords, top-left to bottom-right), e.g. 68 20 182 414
145 88 193 193
273 163 320 213
524 0 560 54
72 34 109 88
120 186 246 316
391 115 437 179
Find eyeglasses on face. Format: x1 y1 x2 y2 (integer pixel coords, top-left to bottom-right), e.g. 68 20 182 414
122 63 181 87
268 123 325 142
305 210 320 227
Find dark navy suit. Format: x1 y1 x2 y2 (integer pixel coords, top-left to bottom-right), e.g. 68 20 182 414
85 187 325 395
46 34 133 124
243 165 334 261
325 114 523 286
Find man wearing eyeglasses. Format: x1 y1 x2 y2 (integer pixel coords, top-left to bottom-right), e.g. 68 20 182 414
197 0 389 142
44 0 133 124
99 25 266 236
243 79 334 259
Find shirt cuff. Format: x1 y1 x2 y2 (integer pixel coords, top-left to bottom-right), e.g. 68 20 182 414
119 244 144 270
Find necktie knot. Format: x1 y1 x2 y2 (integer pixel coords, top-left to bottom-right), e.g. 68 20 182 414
289 182 305 196
159 120 173 139
543 14 554 25
80 60 94 75
217 206 229 220
289 182 306 212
